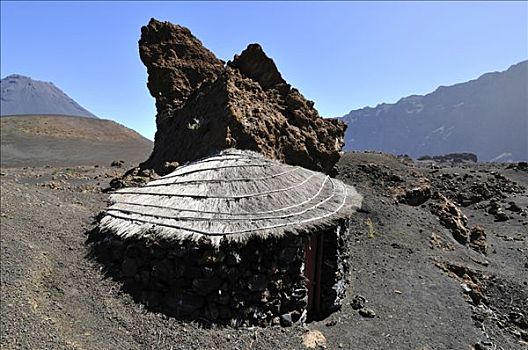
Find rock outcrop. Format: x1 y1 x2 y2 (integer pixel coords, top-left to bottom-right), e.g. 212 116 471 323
430 192 488 254
138 18 346 175
418 153 478 163
430 192 470 245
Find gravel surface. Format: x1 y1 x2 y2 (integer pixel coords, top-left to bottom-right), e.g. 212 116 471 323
1 153 527 349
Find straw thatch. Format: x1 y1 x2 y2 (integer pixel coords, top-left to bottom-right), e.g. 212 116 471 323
99 149 362 246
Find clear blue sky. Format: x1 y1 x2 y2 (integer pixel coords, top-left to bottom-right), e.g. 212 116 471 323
1 1 527 140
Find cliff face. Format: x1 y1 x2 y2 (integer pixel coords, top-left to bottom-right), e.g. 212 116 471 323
341 61 528 162
138 19 346 175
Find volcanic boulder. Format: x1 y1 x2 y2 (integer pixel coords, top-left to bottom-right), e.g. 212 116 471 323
138 18 346 175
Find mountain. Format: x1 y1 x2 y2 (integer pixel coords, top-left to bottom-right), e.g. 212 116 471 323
340 61 528 162
1 115 153 167
1 74 97 118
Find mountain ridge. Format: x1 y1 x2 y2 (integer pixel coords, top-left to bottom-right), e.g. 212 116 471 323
341 60 528 162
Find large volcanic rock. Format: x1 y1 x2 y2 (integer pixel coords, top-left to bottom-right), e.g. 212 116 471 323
138 19 346 175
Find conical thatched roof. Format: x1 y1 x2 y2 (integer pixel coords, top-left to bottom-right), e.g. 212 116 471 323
99 149 362 246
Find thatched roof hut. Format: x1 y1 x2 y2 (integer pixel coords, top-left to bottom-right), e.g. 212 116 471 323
95 149 362 326
99 149 361 246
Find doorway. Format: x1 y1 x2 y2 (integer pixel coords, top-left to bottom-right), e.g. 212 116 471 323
304 229 342 320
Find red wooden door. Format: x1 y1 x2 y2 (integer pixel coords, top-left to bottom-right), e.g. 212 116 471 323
304 233 324 315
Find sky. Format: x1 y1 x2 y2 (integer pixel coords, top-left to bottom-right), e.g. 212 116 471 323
1 1 527 140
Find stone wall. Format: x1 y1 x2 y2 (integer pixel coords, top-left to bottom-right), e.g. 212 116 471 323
89 220 351 327
91 233 310 327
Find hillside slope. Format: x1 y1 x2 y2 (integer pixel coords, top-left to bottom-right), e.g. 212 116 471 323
1 74 97 118
0 115 152 167
341 61 528 162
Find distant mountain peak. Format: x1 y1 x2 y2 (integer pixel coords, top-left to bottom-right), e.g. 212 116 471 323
340 60 528 162
0 75 97 118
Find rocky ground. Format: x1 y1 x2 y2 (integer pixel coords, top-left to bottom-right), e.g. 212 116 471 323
1 153 527 349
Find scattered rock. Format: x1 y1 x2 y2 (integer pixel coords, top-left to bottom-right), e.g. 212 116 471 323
506 161 528 172
509 311 525 327
350 295 366 310
302 330 327 349
398 184 431 206
437 262 487 306
163 161 179 174
469 226 488 254
358 307 376 318
430 169 525 207
487 200 501 215
494 211 509 222
106 166 159 190
474 340 494 350
325 320 337 327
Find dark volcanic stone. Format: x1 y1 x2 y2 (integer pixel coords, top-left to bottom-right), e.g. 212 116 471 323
247 275 268 292
121 258 138 277
193 276 222 296
109 239 125 262
351 295 366 310
225 252 241 266
469 226 488 254
399 185 431 206
280 313 293 327
150 258 174 283
183 266 202 279
506 202 522 212
494 211 509 222
358 307 376 318
165 292 205 316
